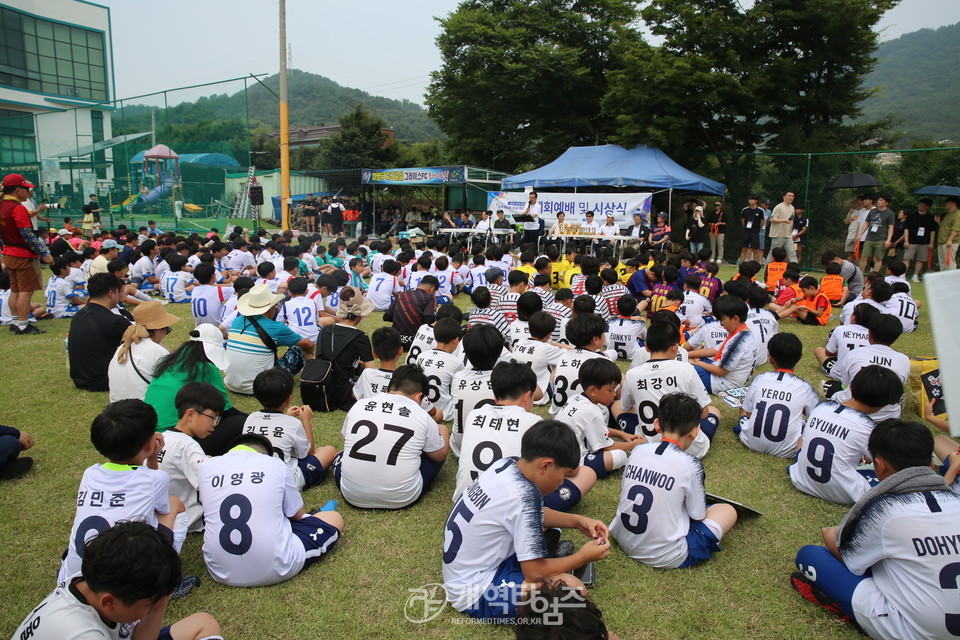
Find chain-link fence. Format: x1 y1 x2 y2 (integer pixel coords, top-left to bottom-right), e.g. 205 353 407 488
0 76 262 233
671 147 960 268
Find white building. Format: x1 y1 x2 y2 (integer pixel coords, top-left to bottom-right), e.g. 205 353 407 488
0 0 115 194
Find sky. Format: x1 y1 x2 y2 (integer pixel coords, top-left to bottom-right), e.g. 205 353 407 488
96 0 960 106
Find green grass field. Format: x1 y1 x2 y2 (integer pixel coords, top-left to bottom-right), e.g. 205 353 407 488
0 265 936 639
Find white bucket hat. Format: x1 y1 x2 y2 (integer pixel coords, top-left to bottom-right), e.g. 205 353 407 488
236 283 285 317
190 323 229 371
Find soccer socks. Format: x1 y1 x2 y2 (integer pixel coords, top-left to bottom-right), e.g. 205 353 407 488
172 512 189 553
133 289 152 301
609 449 628 471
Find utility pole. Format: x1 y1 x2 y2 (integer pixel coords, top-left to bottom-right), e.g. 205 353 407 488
279 0 291 231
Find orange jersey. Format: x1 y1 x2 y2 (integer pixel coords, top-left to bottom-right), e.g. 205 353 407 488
765 261 787 291
819 274 846 302
775 284 801 306
798 292 832 325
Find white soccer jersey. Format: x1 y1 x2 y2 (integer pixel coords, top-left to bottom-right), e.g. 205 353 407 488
497 291 521 323
826 323 871 358
433 268 461 297
451 368 496 455
325 285 344 312
739 371 819 458
0 289 11 324
199 449 319 587
884 293 919 333
191 284 233 326
161 271 194 302
340 393 445 509
256 276 282 294
549 349 609 416
58 464 170 585
788 401 877 504
630 346 689 369
883 274 911 294
353 368 395 400
840 297 887 325
243 410 312 488
621 358 712 458
277 296 320 342
416 348 465 420
679 290 712 328
609 441 708 569
442 458 548 612
406 323 438 365
607 316 647 361
157 430 207 532
406 270 428 291
154 259 170 283
686 321 728 351
11 581 138 640
831 344 910 422
454 405 541 501
710 328 758 392
45 275 80 318
746 307 779 365
510 320 531 347
367 272 403 311
186 254 201 270
67 266 87 293
468 266 489 289
838 489 960 640
543 302 572 340
227 248 255 273
130 254 155 280
510 338 566 405
557 393 614 460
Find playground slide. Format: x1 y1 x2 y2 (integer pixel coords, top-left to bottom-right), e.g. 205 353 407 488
139 174 173 206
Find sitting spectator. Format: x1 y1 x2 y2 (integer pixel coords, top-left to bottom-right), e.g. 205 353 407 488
68 273 130 392
108 300 180 402
317 286 376 412
0 422 34 480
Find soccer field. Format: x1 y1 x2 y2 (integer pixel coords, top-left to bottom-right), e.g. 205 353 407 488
0 265 935 639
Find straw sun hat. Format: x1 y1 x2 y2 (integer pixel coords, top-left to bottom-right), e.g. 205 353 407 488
237 283 285 317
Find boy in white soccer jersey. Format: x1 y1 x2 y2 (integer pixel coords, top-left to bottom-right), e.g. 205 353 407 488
255 261 284 294
451 325 504 455
746 284 779 366
736 333 819 458
511 312 570 406
495 269 528 323
335 365 450 509
814 302 880 377
466 286 510 335
13 522 222 640
678 274 712 330
607 294 646 361
789 365 904 505
510 291 542 347
550 314 613 416
414 318 465 421
366 259 405 311
277 277 321 343
689 295 758 394
160 254 196 303
620 321 720 458
156 382 223 534
442 420 612 622
885 280 919 333
57 399 187 587
406 303 464 364
244 368 338 490
190 263 233 328
199 433 343 587
610 392 738 569
45 257 85 318
558 358 641 479
825 313 910 423
792 420 960 640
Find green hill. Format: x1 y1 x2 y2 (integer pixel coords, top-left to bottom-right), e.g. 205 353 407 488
861 22 960 142
114 69 443 144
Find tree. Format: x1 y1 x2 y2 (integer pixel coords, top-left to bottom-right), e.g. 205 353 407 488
426 0 640 171
318 104 398 171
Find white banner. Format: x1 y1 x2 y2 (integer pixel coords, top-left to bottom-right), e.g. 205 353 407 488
487 191 652 229
922 270 960 436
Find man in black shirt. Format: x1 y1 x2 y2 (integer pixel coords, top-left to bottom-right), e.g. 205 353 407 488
739 195 764 263
493 209 515 247
49 228 72 258
903 197 938 282
67 273 130 392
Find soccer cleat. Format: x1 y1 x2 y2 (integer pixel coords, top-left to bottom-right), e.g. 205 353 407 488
7 325 16 332
790 571 852 621
172 575 200 599
911 275 920 283
0 457 33 480
16 324 44 335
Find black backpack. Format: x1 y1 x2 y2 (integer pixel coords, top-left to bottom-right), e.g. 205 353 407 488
300 326 362 412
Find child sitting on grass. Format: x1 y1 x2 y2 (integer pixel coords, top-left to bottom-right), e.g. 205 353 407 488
776 276 832 325
820 261 849 306
610 392 738 569
689 295 758 394
550 314 615 416
244 367 338 490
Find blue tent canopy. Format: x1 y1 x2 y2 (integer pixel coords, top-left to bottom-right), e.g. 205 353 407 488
501 144 725 196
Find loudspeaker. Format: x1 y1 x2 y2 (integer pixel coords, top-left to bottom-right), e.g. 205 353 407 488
249 185 264 205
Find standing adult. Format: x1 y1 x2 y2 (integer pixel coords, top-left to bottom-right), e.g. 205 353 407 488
859 194 895 273
68 273 131 391
792 203 809 264
902 197 937 282
81 194 102 239
739 195 764 264
23 188 49 231
844 195 868 261
520 191 542 247
302 194 318 234
0 174 54 335
759 198 772 256
108 300 180 402
328 196 346 237
767 191 797 263
937 196 960 272
685 205 709 254
707 201 727 263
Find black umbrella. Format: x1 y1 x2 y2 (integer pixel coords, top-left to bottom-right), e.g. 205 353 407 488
914 185 960 197
824 173 882 190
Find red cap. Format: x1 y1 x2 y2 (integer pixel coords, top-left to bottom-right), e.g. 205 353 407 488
2 174 35 189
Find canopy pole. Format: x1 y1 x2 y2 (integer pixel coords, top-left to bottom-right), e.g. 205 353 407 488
668 188 673 230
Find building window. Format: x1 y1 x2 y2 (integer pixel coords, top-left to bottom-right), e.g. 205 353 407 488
91 110 106 178
0 108 37 166
0 6 108 101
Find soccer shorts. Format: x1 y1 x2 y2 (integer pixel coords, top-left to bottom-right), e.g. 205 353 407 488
799 312 823 325
291 515 340 568
461 553 525 622
297 454 327 489
678 518 723 568
741 231 761 249
699 414 720 441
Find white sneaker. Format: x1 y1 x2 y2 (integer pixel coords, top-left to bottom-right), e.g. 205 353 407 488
911 275 920 283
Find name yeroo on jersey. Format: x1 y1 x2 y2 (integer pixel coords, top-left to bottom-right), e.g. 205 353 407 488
912 534 960 557
623 464 676 491
760 388 793 401
806 417 850 440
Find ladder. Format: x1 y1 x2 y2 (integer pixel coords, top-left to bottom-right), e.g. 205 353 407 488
232 165 256 219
